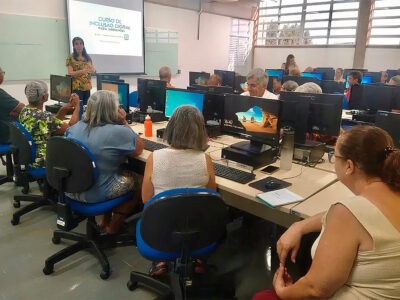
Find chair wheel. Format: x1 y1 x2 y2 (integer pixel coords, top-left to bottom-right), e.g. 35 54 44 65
100 269 110 280
127 280 138 291
11 217 19 225
22 185 29 194
52 236 61 244
43 266 54 275
13 201 20 208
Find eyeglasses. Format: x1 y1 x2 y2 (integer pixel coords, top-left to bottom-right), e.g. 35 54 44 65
328 151 346 164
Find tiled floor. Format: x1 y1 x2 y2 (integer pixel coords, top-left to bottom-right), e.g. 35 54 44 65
0 162 276 299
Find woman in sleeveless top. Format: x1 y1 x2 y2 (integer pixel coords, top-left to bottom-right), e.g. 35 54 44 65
141 105 216 276
256 125 400 299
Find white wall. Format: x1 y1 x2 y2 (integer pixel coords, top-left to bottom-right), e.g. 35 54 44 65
364 48 400 71
0 0 232 104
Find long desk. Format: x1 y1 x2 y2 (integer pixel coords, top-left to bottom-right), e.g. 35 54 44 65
129 122 338 227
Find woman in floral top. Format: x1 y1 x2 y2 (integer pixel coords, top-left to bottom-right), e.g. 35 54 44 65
19 81 80 168
66 37 95 105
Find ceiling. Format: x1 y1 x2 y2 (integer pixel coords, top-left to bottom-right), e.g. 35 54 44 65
145 0 259 20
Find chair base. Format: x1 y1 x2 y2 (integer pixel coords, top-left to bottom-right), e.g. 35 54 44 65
43 218 135 279
11 195 56 225
127 271 173 298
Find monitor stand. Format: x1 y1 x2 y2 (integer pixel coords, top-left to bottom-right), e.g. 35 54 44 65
293 139 325 164
222 140 277 168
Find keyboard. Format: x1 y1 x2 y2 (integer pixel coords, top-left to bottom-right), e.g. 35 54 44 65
213 163 255 184
143 139 168 152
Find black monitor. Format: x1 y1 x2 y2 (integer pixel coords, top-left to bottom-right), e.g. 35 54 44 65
313 68 335 80
387 69 400 80
282 75 321 87
203 93 225 125
214 70 236 88
234 75 247 94
188 84 233 94
301 72 323 81
100 81 130 113
266 69 284 81
222 94 280 153
363 71 381 83
343 68 368 79
349 84 394 113
375 111 400 147
345 74 373 88
96 73 121 90
50 75 72 103
321 80 345 94
137 78 167 113
164 88 205 118
189 72 210 86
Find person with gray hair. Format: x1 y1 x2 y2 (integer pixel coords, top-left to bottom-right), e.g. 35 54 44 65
241 68 278 99
389 75 400 86
0 66 25 143
281 80 299 92
65 90 143 234
295 82 322 94
19 80 80 168
159 66 174 88
141 105 216 276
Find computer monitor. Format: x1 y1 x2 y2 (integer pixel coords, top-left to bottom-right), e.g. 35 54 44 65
164 88 205 118
266 69 284 81
345 74 373 88
234 75 247 93
188 84 233 94
137 78 167 113
313 68 335 80
100 81 130 113
308 94 343 136
301 72 323 81
50 75 72 103
282 75 321 87
222 94 280 153
343 68 368 79
202 93 225 125
321 80 345 94
189 72 210 86
375 110 400 147
96 73 121 90
348 84 394 113
363 71 381 83
214 70 236 88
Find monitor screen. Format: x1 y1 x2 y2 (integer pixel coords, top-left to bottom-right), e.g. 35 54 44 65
189 84 233 94
100 81 130 113
302 72 323 81
165 88 205 118
189 72 210 86
96 73 121 90
308 94 343 136
203 93 225 125
363 84 394 112
321 80 345 94
363 71 381 83
137 78 166 113
375 110 400 147
234 75 247 93
214 70 236 88
266 69 284 81
50 75 72 103
313 68 335 80
222 94 280 146
345 74 372 88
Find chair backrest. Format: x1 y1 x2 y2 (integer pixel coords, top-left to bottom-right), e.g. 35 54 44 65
46 136 98 193
9 121 36 165
140 188 228 253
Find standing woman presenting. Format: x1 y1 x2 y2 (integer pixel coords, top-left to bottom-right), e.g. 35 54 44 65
66 37 95 105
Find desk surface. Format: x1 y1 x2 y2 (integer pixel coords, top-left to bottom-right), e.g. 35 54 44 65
129 122 338 227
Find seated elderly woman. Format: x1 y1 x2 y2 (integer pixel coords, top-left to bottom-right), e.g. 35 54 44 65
281 80 299 93
66 90 144 234
19 81 80 168
295 82 322 94
141 105 216 276
254 125 400 299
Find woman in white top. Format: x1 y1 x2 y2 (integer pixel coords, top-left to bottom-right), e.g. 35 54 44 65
141 105 216 276
265 125 400 299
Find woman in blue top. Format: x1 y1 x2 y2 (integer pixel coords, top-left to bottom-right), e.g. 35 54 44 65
66 90 144 234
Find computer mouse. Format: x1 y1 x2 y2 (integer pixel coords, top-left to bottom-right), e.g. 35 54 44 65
264 179 282 190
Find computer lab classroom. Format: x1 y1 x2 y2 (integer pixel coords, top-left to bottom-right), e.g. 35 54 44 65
1 0 399 299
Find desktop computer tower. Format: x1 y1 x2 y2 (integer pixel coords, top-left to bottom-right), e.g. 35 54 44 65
221 144 278 169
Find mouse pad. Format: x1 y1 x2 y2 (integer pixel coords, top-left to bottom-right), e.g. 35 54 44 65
248 176 292 192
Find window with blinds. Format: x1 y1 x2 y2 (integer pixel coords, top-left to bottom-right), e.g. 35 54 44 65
228 18 253 71
257 0 360 46
368 0 400 46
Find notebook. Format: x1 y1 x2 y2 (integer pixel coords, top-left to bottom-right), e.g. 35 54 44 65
256 189 303 208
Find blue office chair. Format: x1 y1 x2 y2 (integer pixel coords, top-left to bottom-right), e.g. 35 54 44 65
9 121 56 225
42 136 136 279
0 142 13 185
127 188 228 299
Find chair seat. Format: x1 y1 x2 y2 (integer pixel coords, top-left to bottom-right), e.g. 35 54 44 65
0 143 11 154
136 219 217 261
26 166 46 178
64 192 133 216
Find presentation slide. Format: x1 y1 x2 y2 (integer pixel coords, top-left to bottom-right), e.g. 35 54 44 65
67 0 145 74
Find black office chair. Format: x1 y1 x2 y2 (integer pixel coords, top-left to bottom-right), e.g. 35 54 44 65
0 142 13 185
9 122 56 225
127 188 229 299
42 136 135 279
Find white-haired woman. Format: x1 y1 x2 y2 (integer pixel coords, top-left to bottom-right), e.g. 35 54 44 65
66 90 143 234
19 81 79 168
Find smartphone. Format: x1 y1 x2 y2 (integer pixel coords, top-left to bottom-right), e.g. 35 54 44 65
260 165 279 174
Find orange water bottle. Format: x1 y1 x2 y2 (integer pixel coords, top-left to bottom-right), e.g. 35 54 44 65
144 114 153 137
